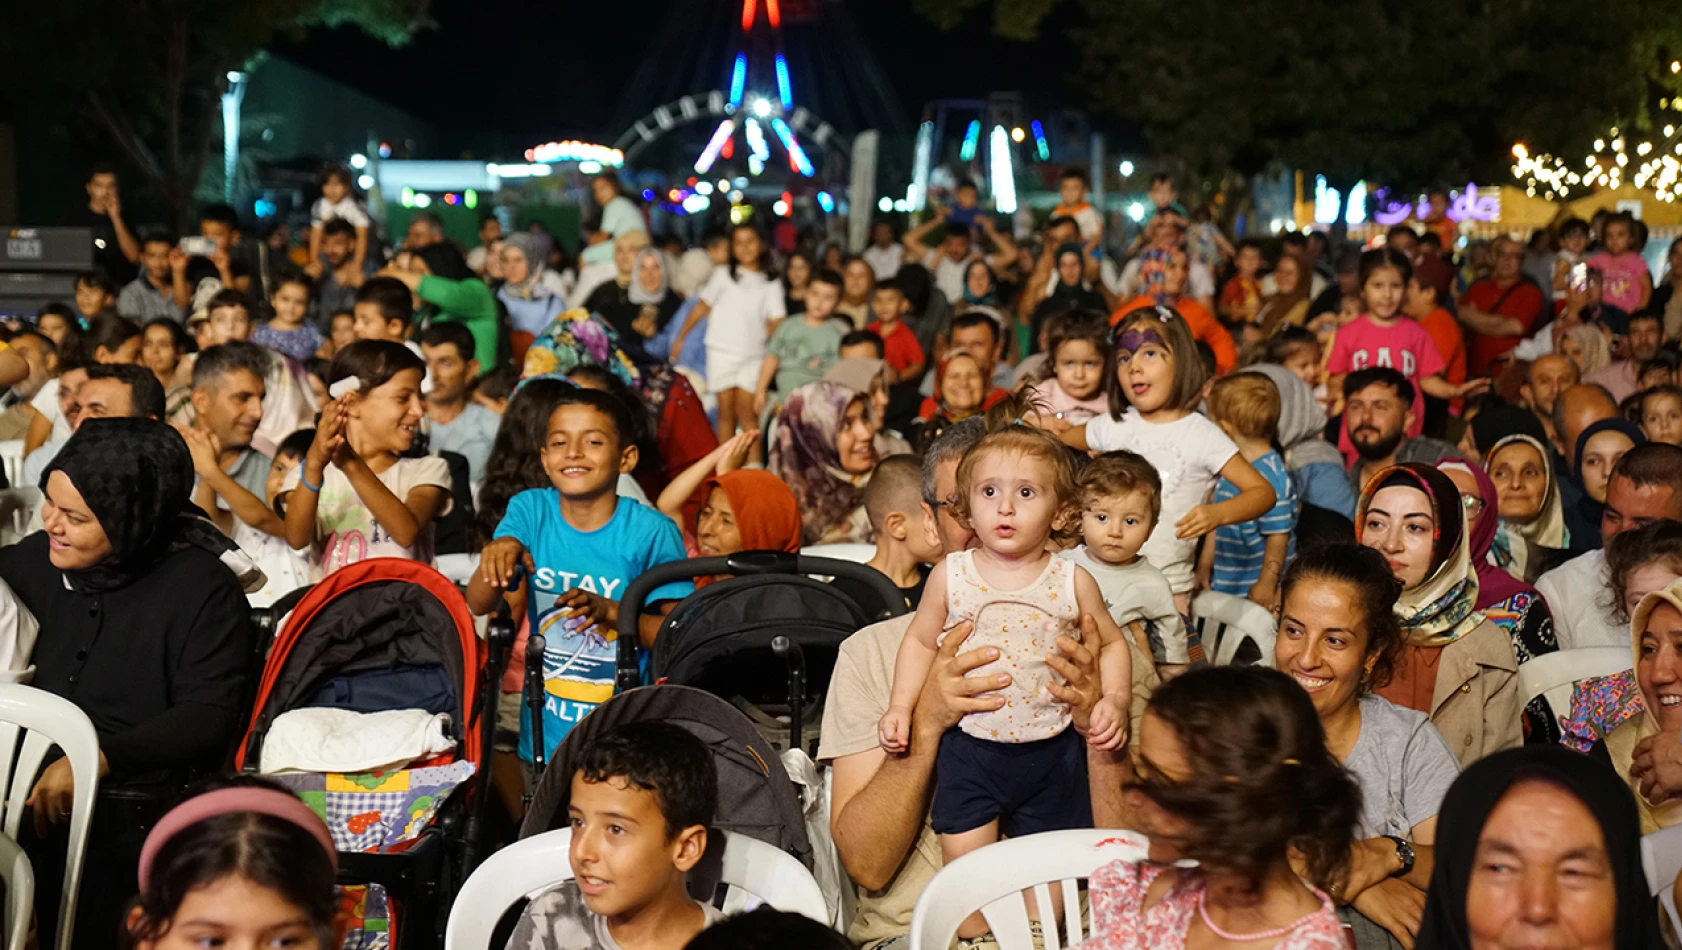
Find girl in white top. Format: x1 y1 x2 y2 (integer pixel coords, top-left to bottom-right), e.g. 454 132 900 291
672 223 785 462
281 340 453 578
307 165 370 284
879 400 1130 938
1061 306 1276 613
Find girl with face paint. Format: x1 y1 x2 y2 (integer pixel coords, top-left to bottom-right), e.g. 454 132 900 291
1060 308 1278 615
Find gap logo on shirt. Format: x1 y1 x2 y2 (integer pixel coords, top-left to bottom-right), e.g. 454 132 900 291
1346 346 1417 377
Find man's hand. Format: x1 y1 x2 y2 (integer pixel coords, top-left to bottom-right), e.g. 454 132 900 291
1630 729 1682 804
105 192 123 220
27 752 108 838
169 247 189 275
910 621 1008 739
1046 613 1105 734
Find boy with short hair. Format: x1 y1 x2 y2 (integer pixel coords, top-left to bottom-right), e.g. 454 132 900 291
1052 166 1104 258
829 455 941 617
865 279 924 384
1200 373 1299 610
1058 451 1187 677
468 389 694 762
74 270 116 323
353 276 415 343
754 267 844 415
505 720 724 950
203 289 253 345
837 330 885 362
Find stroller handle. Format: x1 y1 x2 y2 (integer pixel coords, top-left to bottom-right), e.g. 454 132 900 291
613 551 910 692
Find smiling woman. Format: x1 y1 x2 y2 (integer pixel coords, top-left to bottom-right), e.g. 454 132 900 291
768 380 882 545
1356 463 1523 768
1597 578 1682 833
1274 544 1459 948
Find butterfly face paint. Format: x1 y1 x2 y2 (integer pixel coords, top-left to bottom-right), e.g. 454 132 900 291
1117 328 1166 354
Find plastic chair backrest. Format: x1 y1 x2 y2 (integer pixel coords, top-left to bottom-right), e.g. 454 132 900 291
0 442 22 491
444 827 830 950
909 829 1151 950
799 544 876 565
1191 591 1277 667
0 685 99 950
1642 825 1682 937
1517 646 1632 723
0 831 32 950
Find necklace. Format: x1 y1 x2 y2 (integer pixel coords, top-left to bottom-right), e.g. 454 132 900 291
1195 890 1316 943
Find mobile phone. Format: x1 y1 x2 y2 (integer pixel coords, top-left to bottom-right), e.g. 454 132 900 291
1569 262 1589 292
180 236 217 257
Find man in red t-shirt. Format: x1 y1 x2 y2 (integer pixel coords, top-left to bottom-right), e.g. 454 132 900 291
1458 236 1545 377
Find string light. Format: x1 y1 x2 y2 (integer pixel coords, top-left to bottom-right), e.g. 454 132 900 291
1510 121 1682 202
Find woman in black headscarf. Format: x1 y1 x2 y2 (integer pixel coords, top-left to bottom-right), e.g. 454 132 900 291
0 418 256 945
1418 745 1661 950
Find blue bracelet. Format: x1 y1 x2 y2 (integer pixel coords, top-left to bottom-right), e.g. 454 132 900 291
298 464 321 493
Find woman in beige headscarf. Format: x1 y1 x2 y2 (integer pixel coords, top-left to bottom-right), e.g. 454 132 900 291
1607 578 1682 832
1484 433 1569 583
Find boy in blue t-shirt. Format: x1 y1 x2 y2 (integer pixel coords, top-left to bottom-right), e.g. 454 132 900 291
468 388 693 761
1200 374 1298 610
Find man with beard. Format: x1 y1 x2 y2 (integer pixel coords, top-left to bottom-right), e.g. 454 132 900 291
1520 353 1580 442
1344 366 1457 493
1585 308 1664 403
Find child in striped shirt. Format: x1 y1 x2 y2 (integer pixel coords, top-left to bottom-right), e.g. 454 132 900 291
1199 372 1298 610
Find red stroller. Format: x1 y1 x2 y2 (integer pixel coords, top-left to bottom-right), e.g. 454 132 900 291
236 559 513 950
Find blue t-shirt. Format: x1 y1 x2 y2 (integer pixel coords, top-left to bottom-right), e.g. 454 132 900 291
1211 451 1298 596
495 491 694 760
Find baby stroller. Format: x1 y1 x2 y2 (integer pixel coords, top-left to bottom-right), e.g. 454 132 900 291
613 550 908 754
238 559 512 950
520 683 812 867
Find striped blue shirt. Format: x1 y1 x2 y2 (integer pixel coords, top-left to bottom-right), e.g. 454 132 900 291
1210 451 1298 596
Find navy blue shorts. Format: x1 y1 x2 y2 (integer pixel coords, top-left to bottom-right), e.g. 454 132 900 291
931 726 1092 836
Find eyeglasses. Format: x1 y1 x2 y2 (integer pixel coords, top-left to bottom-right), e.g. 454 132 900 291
1462 495 1486 518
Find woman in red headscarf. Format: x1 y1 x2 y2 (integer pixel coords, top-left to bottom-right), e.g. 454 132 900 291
656 429 802 585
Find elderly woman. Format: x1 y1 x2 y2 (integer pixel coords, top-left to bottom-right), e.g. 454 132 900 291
1484 433 1569 582
1598 576 1682 833
1418 746 1658 950
1437 459 1561 741
496 233 570 338
1356 463 1522 768
1274 544 1459 949
1 419 254 943
1085 666 1357 949
769 380 879 545
911 350 986 453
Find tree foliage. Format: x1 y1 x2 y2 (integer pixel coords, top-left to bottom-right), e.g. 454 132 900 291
911 0 1682 198
0 0 429 228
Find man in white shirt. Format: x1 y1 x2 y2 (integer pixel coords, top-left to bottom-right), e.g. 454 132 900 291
862 221 905 281
1537 444 1682 649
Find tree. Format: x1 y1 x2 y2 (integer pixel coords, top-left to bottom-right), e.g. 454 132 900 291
912 0 1682 215
0 0 428 230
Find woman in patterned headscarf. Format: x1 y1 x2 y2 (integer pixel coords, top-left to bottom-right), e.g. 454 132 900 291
768 381 880 544
1355 463 1523 768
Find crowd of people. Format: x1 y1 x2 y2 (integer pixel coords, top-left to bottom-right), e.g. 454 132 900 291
8 161 1682 949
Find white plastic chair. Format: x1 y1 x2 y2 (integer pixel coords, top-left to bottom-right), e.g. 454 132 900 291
1517 646 1632 723
1190 590 1277 667
1642 824 1682 937
799 544 876 565
0 831 33 950
445 828 830 950
909 829 1151 950
0 684 100 950
0 442 22 492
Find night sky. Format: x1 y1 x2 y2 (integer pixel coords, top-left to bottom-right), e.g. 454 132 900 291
274 0 1091 156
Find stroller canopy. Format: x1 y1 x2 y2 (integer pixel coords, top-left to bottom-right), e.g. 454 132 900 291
519 685 812 870
236 558 483 770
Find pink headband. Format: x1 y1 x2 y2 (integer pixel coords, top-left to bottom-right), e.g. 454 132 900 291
138 788 338 890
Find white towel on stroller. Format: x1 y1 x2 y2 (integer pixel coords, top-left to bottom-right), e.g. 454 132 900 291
259 708 455 774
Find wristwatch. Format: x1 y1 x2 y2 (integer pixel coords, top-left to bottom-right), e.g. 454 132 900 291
1383 835 1415 879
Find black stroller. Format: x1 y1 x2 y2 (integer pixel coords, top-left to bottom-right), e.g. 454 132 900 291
611 551 909 754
